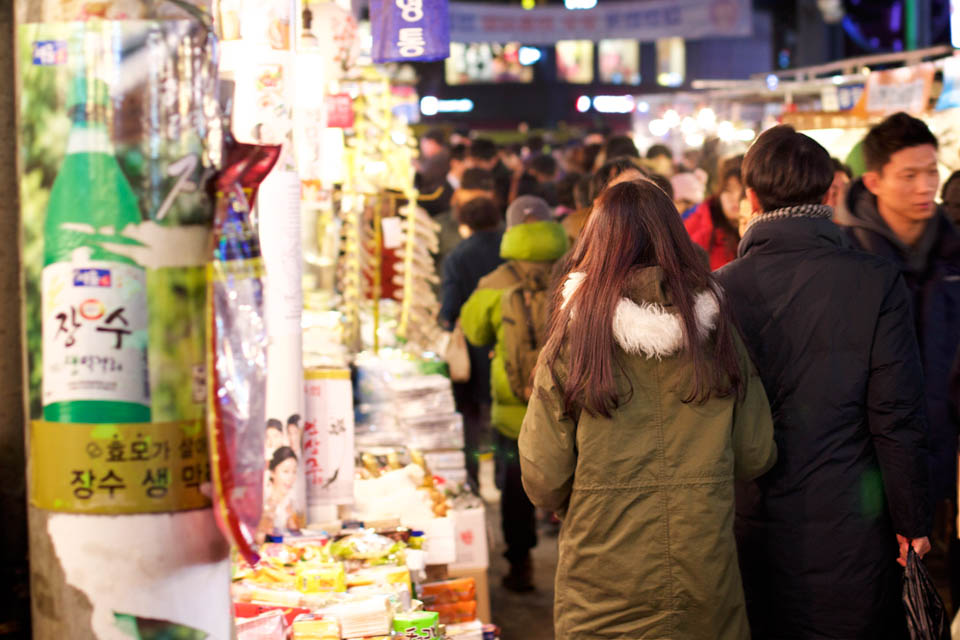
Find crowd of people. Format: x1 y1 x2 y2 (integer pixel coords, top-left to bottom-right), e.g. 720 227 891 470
416 112 960 639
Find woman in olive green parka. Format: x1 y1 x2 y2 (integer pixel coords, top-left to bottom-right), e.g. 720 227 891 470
520 181 776 639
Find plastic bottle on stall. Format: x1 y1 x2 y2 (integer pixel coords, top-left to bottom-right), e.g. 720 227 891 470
42 76 151 423
406 530 428 598
300 6 319 48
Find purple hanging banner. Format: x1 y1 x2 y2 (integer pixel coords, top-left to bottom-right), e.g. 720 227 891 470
370 0 450 63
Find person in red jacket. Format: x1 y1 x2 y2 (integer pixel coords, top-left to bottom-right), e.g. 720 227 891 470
685 156 744 270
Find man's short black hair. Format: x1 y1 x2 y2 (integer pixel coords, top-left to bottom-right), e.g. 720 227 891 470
943 170 960 201
574 174 592 209
863 112 938 173
742 125 834 212
450 144 468 162
646 144 673 161
525 135 545 154
460 168 495 191
590 157 646 201
423 127 446 144
831 157 852 179
529 154 558 177
604 134 640 160
557 172 583 209
456 197 502 232
469 138 498 161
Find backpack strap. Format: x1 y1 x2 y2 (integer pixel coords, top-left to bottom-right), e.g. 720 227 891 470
505 263 538 350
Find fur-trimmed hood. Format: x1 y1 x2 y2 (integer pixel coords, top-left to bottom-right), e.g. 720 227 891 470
561 268 720 359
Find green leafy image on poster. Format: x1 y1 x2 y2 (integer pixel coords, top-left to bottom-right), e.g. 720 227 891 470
114 612 209 640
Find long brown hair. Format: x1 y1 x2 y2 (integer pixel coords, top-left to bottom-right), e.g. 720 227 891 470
542 180 744 418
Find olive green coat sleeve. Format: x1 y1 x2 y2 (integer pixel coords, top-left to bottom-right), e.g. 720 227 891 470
518 363 577 514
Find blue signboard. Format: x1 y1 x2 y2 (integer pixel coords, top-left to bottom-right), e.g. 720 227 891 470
370 0 451 63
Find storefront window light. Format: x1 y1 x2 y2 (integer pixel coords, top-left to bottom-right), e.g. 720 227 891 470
655 37 685 87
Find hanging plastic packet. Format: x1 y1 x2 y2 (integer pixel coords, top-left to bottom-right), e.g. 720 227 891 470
207 141 281 565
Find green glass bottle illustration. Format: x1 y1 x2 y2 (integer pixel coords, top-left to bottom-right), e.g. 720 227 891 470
42 76 151 423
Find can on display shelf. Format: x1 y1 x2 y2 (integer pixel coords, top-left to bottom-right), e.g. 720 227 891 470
303 368 355 525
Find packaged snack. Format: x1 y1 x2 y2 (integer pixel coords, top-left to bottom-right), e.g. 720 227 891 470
419 578 476 606
328 530 407 567
292 615 341 640
234 602 311 627
296 563 347 593
317 595 392 638
429 601 477 625
236 609 286 640
207 141 281 566
347 565 411 590
393 611 440 638
246 585 303 608
445 620 485 640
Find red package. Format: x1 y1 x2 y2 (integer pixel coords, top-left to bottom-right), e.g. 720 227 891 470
207 141 281 566
234 602 311 627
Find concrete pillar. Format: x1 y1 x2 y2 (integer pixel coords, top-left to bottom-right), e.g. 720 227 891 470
13 4 233 638
0 0 30 635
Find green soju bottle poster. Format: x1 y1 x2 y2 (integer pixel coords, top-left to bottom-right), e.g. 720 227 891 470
21 21 221 427
42 76 152 423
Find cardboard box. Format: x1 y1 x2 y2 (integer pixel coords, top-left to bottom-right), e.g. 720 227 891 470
447 567 491 625
450 506 489 570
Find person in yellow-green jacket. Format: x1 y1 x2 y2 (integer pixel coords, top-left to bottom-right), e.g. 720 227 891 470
460 195 568 592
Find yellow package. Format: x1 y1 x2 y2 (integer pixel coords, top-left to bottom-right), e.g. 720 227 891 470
292 616 340 640
247 586 303 607
296 563 347 593
347 565 411 588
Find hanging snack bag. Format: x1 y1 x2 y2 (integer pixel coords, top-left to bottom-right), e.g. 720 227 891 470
207 142 281 565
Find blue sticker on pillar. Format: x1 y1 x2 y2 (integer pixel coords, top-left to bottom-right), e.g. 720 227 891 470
370 0 451 64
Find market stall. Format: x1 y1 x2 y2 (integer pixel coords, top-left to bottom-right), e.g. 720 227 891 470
217 0 496 637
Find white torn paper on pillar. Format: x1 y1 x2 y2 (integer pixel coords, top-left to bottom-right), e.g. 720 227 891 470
48 510 231 640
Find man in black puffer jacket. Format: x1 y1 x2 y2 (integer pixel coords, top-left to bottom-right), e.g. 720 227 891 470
718 125 932 639
837 113 960 611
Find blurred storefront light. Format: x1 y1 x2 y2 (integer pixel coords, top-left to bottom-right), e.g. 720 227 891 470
684 133 705 148
592 95 636 113
697 107 716 128
518 46 542 66
576 95 592 112
718 120 736 142
420 96 475 116
649 119 670 137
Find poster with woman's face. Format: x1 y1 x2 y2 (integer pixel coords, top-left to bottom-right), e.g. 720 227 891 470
259 413 305 536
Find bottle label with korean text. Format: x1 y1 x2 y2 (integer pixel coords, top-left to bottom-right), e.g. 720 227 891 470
42 251 150 408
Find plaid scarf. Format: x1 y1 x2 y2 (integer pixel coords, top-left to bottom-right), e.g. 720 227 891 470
747 203 833 230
